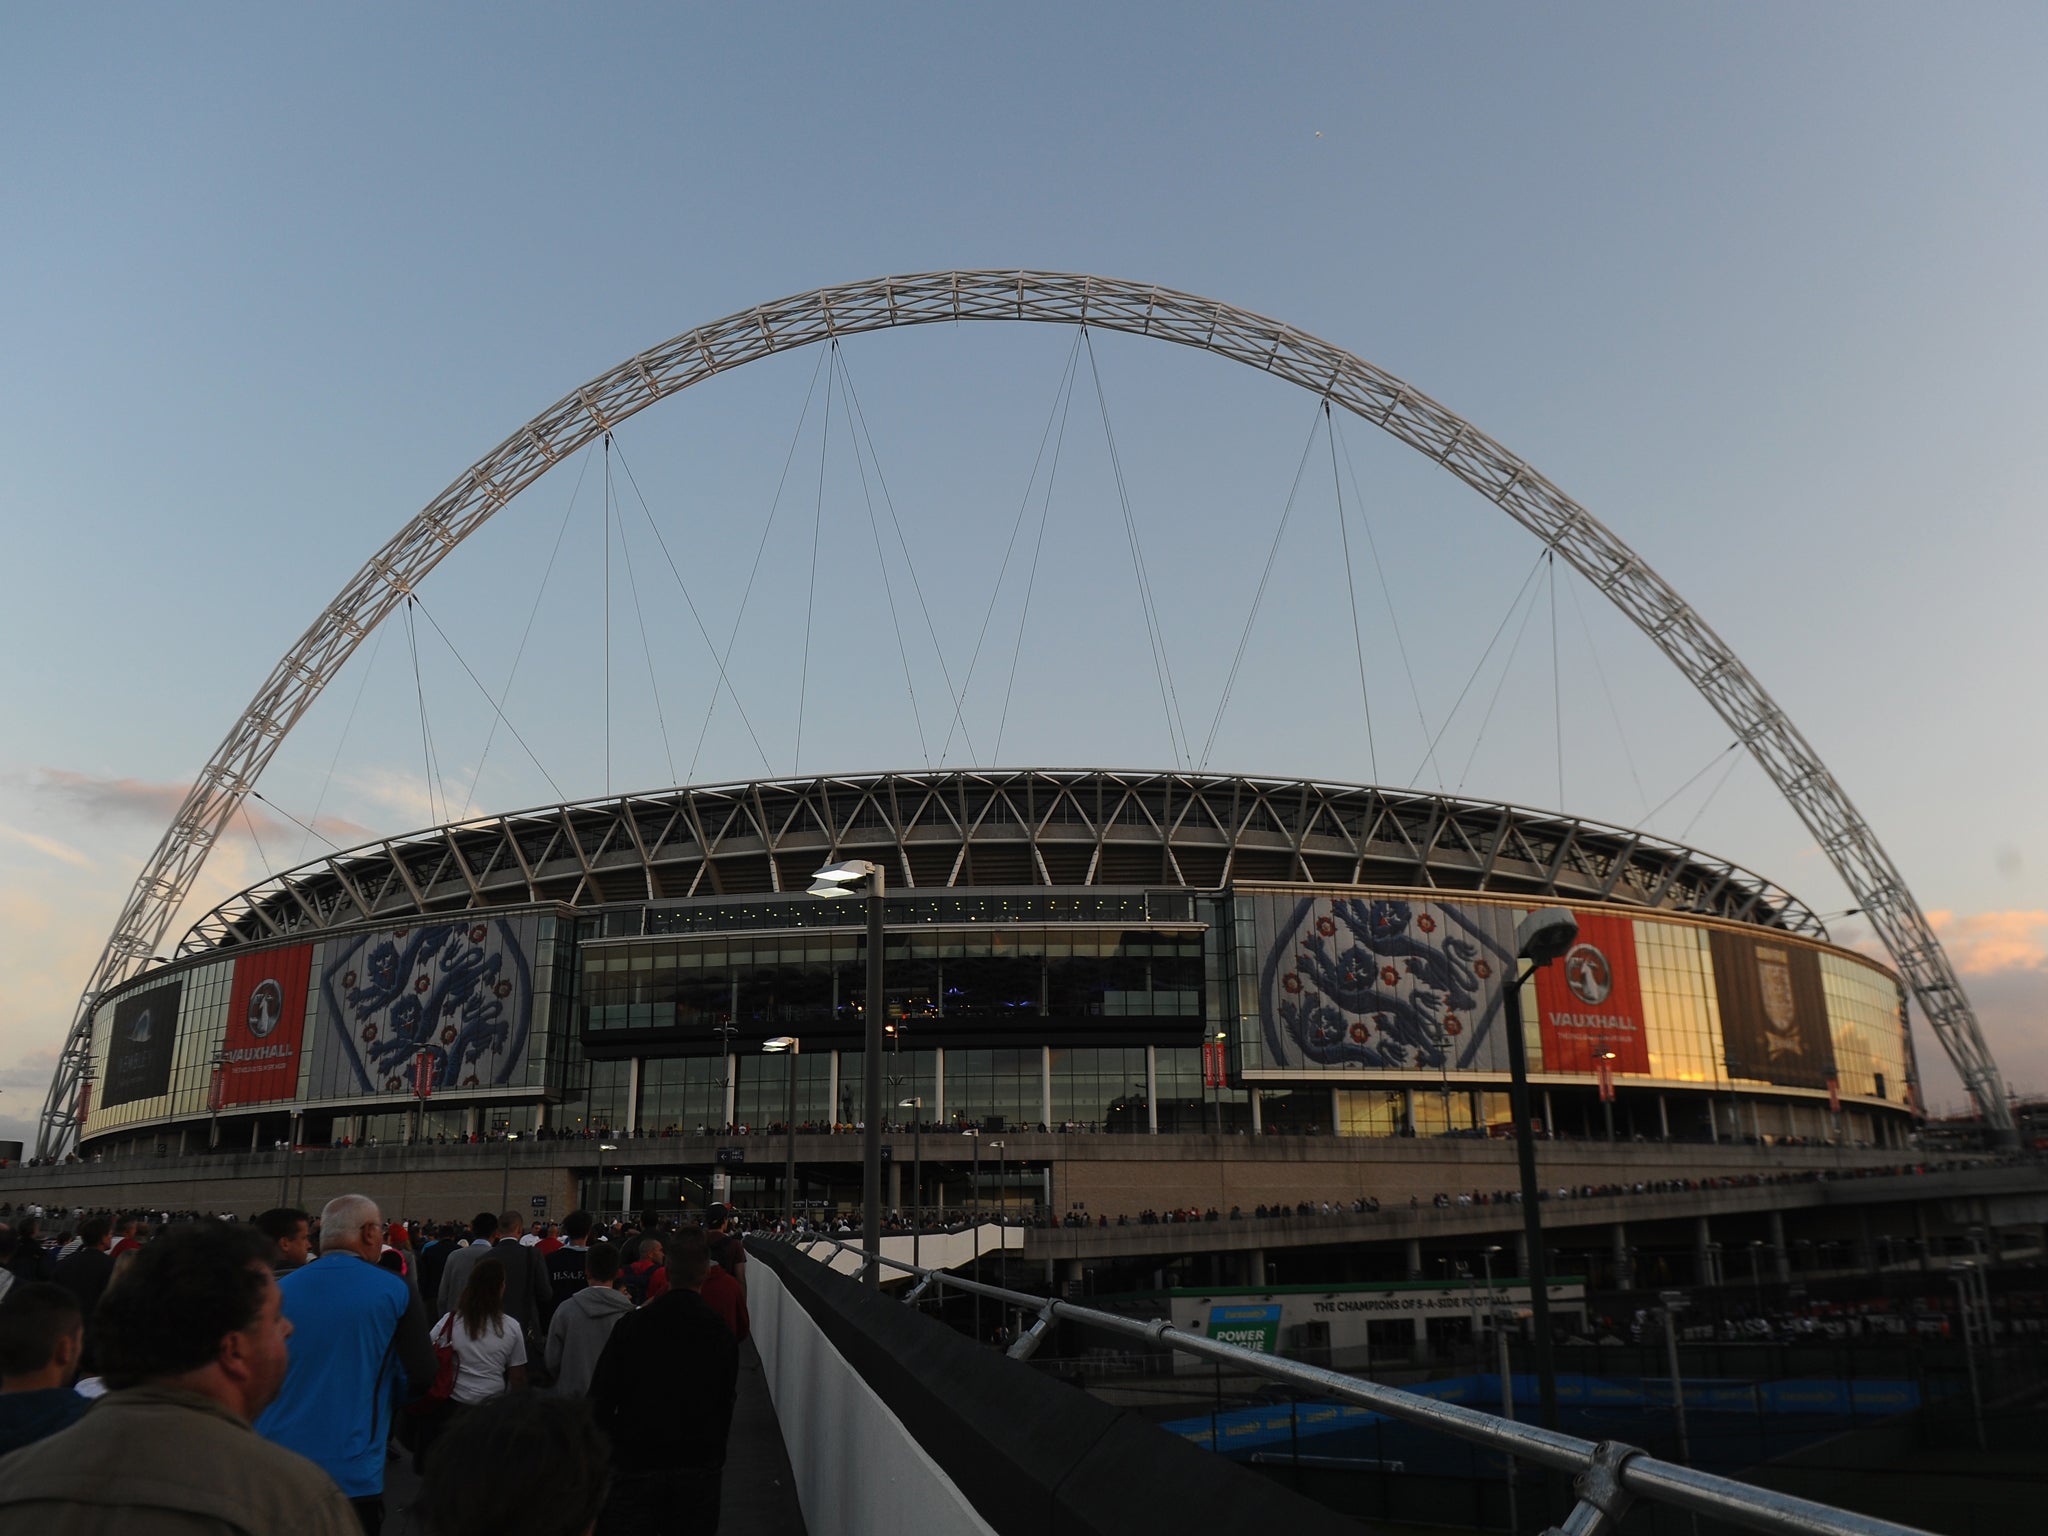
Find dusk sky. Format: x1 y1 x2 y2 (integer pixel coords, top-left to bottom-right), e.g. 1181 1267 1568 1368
3 6 2046 1147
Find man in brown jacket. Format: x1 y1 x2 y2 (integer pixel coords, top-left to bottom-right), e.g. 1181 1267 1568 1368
0 1222 357 1536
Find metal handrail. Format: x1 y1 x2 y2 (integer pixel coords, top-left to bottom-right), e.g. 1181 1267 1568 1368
778 1232 1936 1536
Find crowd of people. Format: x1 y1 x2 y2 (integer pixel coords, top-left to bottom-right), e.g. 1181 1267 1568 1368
0 1198 756 1536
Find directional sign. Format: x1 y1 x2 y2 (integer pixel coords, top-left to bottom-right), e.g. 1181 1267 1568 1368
715 1147 746 1166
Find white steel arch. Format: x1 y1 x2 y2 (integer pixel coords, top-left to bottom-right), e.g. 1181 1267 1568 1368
37 271 2008 1153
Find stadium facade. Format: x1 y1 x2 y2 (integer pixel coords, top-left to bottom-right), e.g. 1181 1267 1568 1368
72 769 1919 1208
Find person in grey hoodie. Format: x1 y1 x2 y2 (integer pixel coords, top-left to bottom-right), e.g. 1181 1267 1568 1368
544 1244 635 1398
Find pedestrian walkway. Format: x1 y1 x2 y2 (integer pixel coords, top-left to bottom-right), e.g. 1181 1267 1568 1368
384 1342 805 1535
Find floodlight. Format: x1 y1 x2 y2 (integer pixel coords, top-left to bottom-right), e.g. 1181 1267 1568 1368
808 859 881 898
763 1036 799 1053
1515 908 1579 965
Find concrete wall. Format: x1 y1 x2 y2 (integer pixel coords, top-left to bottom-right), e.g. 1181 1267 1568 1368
752 1255 997 1536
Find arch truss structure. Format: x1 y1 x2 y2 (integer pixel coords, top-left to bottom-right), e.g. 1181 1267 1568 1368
37 271 2008 1153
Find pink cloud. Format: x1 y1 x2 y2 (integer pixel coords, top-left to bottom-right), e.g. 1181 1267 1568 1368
34 768 369 851
1925 909 2048 975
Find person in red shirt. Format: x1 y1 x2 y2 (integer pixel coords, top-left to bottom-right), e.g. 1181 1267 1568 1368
533 1222 563 1256
698 1253 749 1342
107 1216 145 1259
625 1241 666 1304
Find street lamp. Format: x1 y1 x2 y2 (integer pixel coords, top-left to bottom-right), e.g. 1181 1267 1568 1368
811 857 887 1287
1502 906 1578 1432
497 1122 519 1212
899 1097 924 1269
1597 1047 1618 1143
1210 1027 1228 1134
764 1037 801 1226
1950 1261 1987 1450
208 1047 227 1150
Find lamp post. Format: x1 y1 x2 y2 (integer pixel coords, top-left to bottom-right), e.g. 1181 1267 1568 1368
811 858 887 1287
1598 1046 1617 1143
1502 907 1578 1433
899 1097 923 1269
1476 1244 1502 1370
1950 1262 1987 1450
990 1139 1006 1231
764 1037 801 1227
599 1143 618 1231
496 1120 518 1212
208 1047 227 1150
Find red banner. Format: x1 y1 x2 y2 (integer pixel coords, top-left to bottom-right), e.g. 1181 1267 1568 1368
220 945 313 1106
1202 1040 1228 1088
1533 910 1650 1075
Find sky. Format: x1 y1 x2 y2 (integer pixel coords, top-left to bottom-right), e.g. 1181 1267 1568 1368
3 5 2046 1148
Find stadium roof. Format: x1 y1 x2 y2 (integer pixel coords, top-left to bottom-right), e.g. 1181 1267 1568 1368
180 769 1823 956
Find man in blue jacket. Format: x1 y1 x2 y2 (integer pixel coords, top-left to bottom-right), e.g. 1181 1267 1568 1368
256 1194 436 1534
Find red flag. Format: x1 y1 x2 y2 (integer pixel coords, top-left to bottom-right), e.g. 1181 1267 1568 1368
1596 1057 1615 1103
1825 1074 1841 1114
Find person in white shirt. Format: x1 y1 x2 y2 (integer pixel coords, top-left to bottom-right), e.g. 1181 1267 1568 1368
434 1256 527 1406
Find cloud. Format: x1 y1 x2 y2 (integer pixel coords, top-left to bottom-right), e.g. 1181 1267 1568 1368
0 822 93 869
33 769 368 853
1926 909 2048 976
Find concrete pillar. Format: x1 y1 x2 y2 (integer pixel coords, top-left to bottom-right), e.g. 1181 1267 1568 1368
1694 1215 1713 1286
1514 1230 1530 1278
1400 1090 1415 1137
1612 1223 1633 1290
1405 1237 1423 1279
1854 1210 1876 1275
1146 1046 1158 1134
625 1057 642 1132
1242 1249 1266 1287
1915 1204 1935 1271
1658 1094 1671 1141
1769 1209 1791 1282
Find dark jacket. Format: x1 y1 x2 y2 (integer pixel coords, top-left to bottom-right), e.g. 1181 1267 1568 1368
52 1247 115 1363
0 1383 360 1536
544 1243 590 1310
490 1238 556 1337
588 1288 738 1473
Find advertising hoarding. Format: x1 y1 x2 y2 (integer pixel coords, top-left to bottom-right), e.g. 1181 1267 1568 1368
1532 910 1650 1074
313 916 537 1098
102 979 183 1108
1710 930 1834 1089
219 944 313 1106
1256 893 1517 1074
1207 1303 1282 1353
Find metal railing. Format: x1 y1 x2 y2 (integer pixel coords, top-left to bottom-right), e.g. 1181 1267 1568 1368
780 1232 1935 1536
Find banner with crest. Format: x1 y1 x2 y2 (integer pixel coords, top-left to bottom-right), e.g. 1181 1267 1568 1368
1709 929 1834 1089
1254 893 1517 1074
312 915 538 1098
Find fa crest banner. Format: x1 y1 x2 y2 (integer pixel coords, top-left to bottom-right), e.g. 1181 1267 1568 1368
1256 894 1517 1073
314 916 537 1098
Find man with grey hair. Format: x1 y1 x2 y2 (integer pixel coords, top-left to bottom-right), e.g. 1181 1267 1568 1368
255 1194 436 1534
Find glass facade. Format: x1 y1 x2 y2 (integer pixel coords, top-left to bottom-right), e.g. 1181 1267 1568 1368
580 927 1203 1043
1049 1046 1149 1130
77 881 1914 1151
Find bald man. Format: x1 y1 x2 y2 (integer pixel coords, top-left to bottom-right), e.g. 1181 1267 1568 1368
255 1195 436 1534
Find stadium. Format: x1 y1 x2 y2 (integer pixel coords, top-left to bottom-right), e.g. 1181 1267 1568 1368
66 767 1917 1209
13 273 2018 1289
